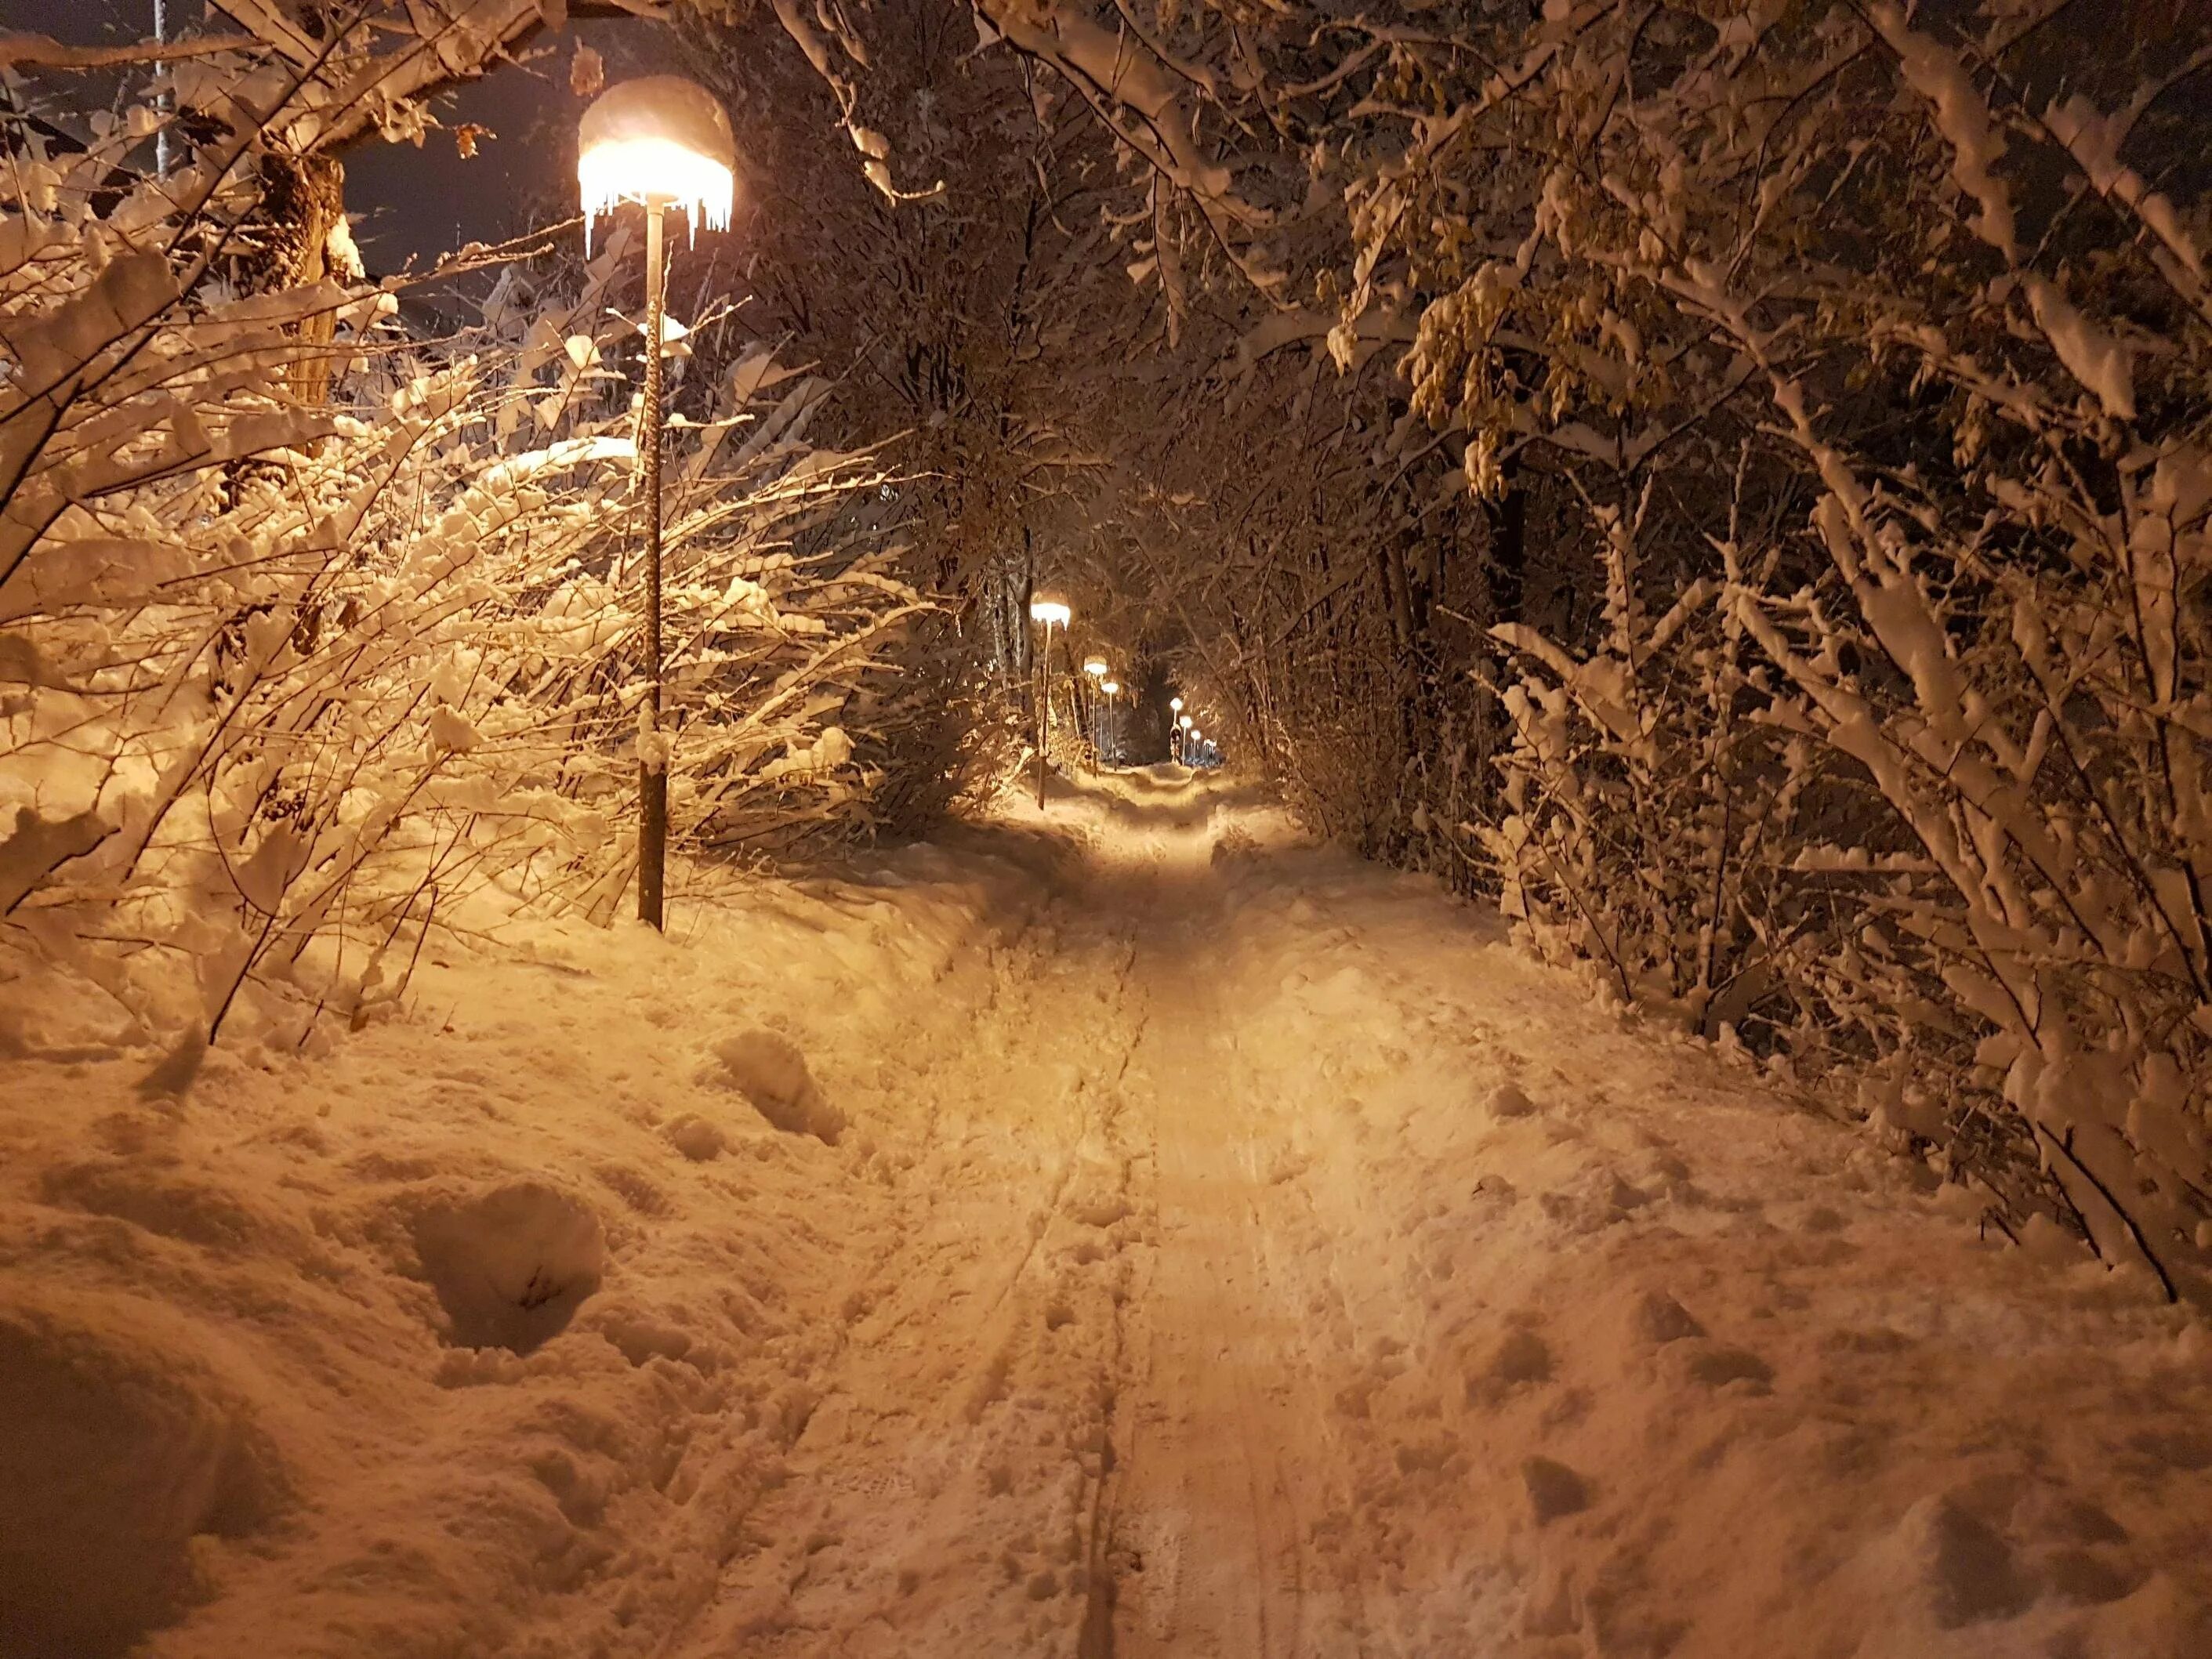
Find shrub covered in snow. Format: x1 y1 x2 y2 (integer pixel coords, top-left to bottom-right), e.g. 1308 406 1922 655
0 20 927 1071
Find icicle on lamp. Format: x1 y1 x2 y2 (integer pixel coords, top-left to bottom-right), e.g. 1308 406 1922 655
579 76 736 254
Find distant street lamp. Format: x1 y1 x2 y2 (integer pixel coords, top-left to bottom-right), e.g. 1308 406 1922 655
1082 657 1109 767
1101 679 1120 765
1028 596 1072 809
580 76 735 932
1177 712 1194 766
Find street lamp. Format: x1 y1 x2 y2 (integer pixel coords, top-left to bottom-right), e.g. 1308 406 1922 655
1082 657 1109 767
1028 596 1071 808
1100 679 1119 766
580 76 735 933
1177 712 1193 766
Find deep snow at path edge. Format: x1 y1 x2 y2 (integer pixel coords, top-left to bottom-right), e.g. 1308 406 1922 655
2 769 2210 1659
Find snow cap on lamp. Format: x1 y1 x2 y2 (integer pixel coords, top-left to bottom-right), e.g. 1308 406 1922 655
579 76 735 252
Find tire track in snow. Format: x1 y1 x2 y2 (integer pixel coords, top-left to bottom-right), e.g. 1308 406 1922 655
657 858 1160 1657
1072 834 1380 1659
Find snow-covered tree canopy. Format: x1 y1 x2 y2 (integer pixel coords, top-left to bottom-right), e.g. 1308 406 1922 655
709 0 2212 1291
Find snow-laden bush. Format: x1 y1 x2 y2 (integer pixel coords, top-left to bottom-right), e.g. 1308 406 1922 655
0 47 920 1070
1426 2 2212 1293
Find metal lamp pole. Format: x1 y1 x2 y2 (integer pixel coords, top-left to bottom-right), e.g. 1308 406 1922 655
578 76 735 931
636 202 670 929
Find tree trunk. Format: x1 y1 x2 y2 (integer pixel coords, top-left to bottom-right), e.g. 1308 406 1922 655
241 147 347 405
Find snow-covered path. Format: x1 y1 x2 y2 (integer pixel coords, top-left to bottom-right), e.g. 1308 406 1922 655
5 772 2210 1659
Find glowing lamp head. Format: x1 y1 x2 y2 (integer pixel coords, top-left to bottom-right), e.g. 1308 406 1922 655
1179 715 1193 730
1029 598 1071 627
1101 680 1119 696
1169 696 1184 712
579 76 736 252
1083 657 1109 678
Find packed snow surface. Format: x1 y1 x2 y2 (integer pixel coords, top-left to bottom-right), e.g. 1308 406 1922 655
2 770 2208 1658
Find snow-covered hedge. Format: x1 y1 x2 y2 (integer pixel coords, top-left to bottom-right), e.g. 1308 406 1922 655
1322 2 2210 1295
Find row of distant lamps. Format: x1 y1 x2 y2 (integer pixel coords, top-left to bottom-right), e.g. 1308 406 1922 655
1025 595 1210 794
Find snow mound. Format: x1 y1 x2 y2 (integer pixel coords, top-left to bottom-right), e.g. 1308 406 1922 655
713 1029 844 1143
0 1298 278 1659
662 1112 727 1161
412 1180 605 1354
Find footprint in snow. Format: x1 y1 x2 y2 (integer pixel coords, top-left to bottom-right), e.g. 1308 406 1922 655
1521 1456 1593 1523
1633 1291 1705 1346
1674 1340 1775 1392
1470 1326 1556 1406
1486 1080 1539 1120
710 1030 845 1144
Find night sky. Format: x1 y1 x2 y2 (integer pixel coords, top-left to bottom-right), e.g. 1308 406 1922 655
8 0 673 271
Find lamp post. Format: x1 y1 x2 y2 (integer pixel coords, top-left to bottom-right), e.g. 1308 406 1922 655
1082 657 1109 766
1101 679 1120 766
1029 597 1071 809
580 77 735 932
1177 712 1193 766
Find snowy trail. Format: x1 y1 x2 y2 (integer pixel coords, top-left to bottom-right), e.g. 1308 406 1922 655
5 770 2211 1659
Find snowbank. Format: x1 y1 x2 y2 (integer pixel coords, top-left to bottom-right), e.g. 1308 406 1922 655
2 772 2206 1657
